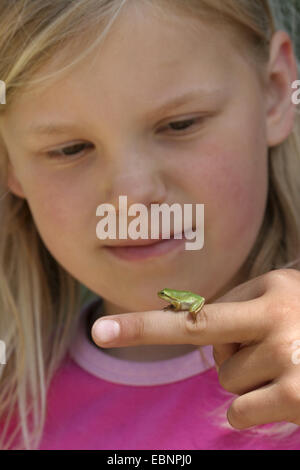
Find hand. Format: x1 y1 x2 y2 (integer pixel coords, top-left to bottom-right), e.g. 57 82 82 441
91 268 300 430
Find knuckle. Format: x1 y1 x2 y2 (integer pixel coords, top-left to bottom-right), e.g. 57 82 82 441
269 339 293 368
227 400 249 429
280 376 300 407
288 267 300 278
265 269 295 289
122 314 145 342
265 295 295 327
264 269 300 324
183 308 208 337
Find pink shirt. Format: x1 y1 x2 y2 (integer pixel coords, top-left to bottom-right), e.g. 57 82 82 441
37 299 300 450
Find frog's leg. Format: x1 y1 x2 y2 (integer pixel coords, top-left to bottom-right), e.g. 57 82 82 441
163 304 175 311
173 301 182 311
163 301 181 312
190 298 205 314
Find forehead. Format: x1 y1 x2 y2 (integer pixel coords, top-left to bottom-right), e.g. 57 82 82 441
5 1 246 128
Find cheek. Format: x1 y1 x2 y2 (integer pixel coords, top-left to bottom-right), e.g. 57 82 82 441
186 144 269 249
24 177 91 256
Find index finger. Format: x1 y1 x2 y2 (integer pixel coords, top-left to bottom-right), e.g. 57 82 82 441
91 297 267 348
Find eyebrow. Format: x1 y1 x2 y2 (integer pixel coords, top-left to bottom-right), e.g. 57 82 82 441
27 87 224 136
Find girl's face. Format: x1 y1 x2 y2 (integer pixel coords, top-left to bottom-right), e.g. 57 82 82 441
1 2 296 314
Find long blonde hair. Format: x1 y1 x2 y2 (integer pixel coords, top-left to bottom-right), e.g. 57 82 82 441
0 0 300 450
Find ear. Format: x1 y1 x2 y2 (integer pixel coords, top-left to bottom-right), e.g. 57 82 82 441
7 160 25 199
266 30 298 147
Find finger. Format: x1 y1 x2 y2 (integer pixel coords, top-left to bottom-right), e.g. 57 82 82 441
217 342 281 395
211 273 272 367
226 378 300 429
91 297 267 348
91 309 201 347
212 276 267 368
213 343 240 372
193 297 267 344
211 272 286 369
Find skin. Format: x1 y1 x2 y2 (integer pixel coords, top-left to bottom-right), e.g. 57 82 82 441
2 1 300 428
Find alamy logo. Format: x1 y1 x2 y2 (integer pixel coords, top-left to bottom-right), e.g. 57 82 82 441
0 340 6 365
0 80 6 104
291 340 300 365
96 196 204 250
291 80 300 105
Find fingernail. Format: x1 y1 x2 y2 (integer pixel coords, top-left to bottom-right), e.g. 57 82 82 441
94 320 120 343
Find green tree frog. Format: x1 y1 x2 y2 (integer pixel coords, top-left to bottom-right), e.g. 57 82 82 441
157 288 205 320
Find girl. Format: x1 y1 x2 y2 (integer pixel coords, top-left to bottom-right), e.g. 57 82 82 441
1 0 300 450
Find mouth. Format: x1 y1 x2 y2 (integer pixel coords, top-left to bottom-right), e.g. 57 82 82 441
158 293 170 301
103 233 170 247
103 230 190 261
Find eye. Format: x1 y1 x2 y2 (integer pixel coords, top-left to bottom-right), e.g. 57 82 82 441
159 117 204 135
46 142 94 159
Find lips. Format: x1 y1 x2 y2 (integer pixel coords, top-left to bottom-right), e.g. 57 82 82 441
104 232 186 261
104 232 182 247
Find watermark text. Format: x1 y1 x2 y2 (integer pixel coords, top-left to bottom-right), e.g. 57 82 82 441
0 80 6 104
0 340 6 364
96 196 204 251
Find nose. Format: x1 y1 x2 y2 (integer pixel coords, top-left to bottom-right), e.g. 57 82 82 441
106 154 167 210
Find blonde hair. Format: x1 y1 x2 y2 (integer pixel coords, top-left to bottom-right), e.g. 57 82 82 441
0 0 300 449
